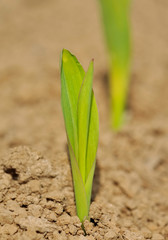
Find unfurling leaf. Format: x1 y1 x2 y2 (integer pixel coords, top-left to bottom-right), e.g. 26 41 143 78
60 49 99 222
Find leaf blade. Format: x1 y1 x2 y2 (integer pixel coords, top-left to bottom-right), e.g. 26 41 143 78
68 139 89 222
86 93 99 180
77 61 94 183
85 159 96 209
61 49 85 159
60 49 99 223
98 0 131 129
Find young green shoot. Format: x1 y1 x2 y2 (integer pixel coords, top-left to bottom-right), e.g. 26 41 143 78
60 49 99 223
99 0 131 130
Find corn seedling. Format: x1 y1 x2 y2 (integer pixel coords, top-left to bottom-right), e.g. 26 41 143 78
60 49 99 223
99 0 131 130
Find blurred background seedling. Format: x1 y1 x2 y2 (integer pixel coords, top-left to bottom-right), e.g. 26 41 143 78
98 0 131 130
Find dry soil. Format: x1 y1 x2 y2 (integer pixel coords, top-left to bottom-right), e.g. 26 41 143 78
0 0 168 239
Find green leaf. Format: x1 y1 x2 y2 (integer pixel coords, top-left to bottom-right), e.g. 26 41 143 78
86 94 99 180
99 0 131 130
77 61 99 210
99 0 130 64
68 139 89 222
60 49 99 222
77 61 94 183
61 49 85 159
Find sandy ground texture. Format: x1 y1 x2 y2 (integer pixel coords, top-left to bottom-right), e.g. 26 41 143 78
0 0 168 239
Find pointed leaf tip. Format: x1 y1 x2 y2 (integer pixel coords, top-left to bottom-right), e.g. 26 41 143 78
62 49 71 64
